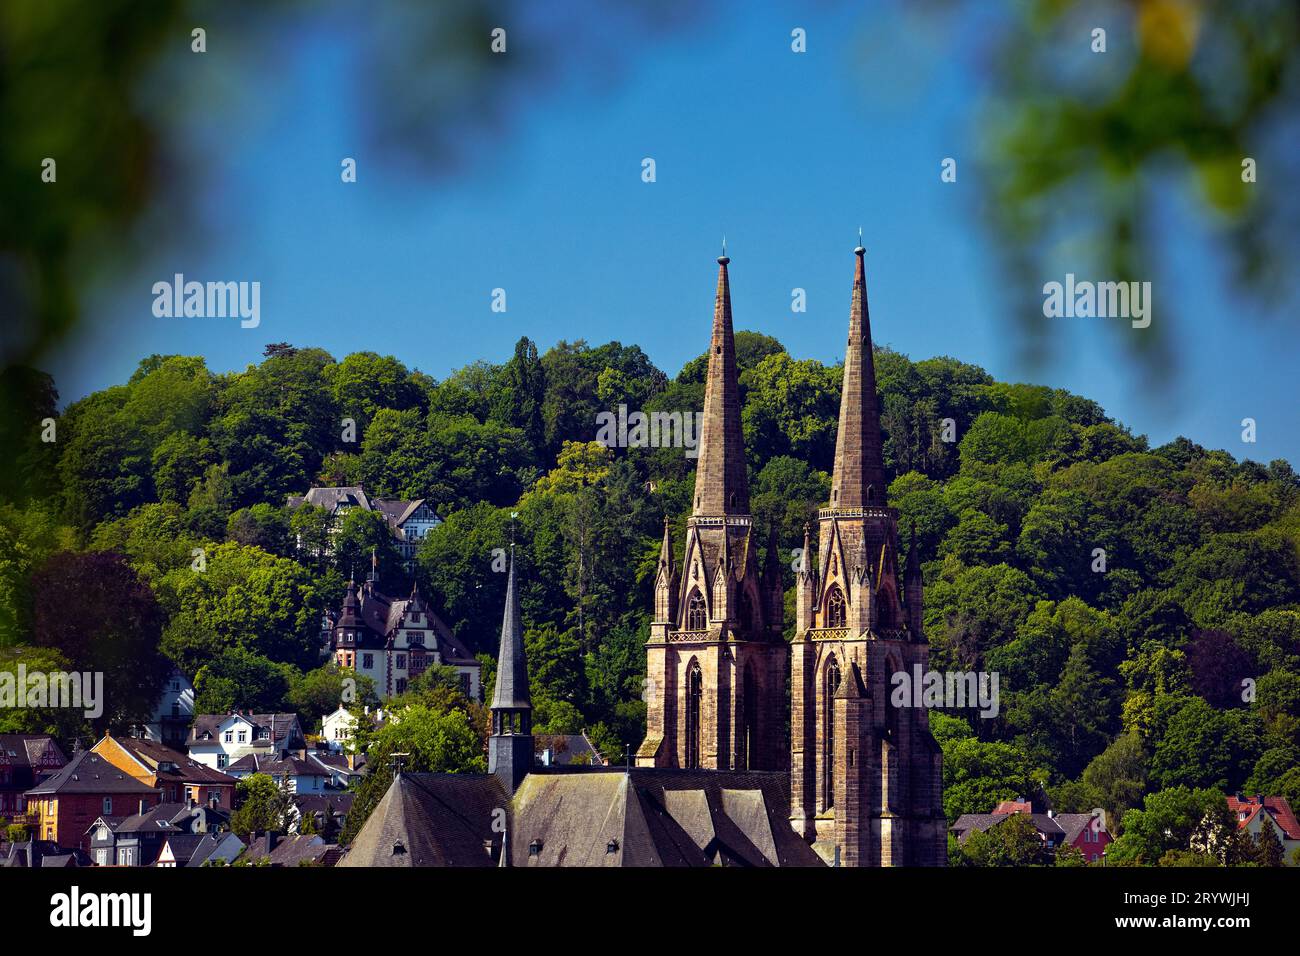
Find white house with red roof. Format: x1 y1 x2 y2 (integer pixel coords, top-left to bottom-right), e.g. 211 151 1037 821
1228 794 1300 864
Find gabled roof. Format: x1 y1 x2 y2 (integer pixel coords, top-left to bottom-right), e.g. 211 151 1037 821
950 811 1067 843
511 768 824 868
1054 811 1107 844
183 832 244 867
1228 795 1300 840
188 713 303 746
98 735 237 786
0 734 67 769
25 751 160 797
339 773 508 867
227 753 328 778
244 833 341 867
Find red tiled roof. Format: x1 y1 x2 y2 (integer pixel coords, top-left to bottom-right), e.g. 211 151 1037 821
1227 795 1300 841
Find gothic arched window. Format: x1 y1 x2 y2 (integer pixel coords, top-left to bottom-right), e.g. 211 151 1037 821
736 588 756 633
823 657 841 810
826 586 846 628
686 589 707 630
685 661 704 769
742 665 757 770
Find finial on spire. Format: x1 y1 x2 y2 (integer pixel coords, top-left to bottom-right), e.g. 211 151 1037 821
719 235 729 265
855 227 865 256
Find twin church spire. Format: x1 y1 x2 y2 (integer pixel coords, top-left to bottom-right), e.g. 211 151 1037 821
691 251 750 517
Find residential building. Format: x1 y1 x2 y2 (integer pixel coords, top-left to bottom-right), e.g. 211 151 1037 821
287 485 442 568
950 800 1111 861
86 800 231 867
157 830 245 867
1229 794 1300 864
0 734 66 817
24 750 160 852
243 831 342 867
1 840 89 868
92 733 237 809
132 667 195 749
328 574 480 701
225 752 334 794
186 713 307 771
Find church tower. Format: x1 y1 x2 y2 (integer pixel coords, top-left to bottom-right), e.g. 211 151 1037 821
637 251 789 772
789 244 946 866
489 549 533 793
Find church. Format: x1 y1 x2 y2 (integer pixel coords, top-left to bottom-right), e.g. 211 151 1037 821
343 246 945 867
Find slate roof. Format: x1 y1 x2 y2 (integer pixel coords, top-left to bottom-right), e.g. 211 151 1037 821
159 832 207 865
187 713 305 747
1054 812 1106 844
511 768 824 867
25 751 159 797
184 832 243 867
345 583 477 664
227 753 330 778
2 841 90 868
244 833 342 867
101 735 237 787
0 734 67 769
950 811 1067 843
288 487 435 535
490 555 530 709
339 773 508 867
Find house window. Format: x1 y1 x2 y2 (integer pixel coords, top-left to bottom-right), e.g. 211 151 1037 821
396 654 407 669
259 729 270 740
685 662 704 769
103 797 113 814
171 702 180 717
460 673 471 697
686 590 707 631
396 678 408 694
217 754 228 769
826 586 846 628
362 653 373 669
224 731 233 743
238 731 247 743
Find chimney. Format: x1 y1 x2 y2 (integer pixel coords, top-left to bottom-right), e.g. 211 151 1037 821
139 798 147 815
267 831 280 852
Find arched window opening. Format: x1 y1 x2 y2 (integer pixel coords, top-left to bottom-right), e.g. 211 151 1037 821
823 657 841 810
826 586 846 628
686 589 707 630
742 665 758 770
737 588 756 633
685 662 704 769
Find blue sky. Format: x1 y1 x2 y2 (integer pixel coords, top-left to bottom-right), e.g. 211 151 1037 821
52 2 1299 465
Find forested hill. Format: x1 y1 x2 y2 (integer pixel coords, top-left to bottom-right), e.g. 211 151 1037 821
2 333 1299 864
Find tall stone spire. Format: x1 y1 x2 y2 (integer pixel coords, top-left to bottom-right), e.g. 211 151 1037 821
830 243 887 509
490 552 530 711
489 549 532 792
692 250 749 516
